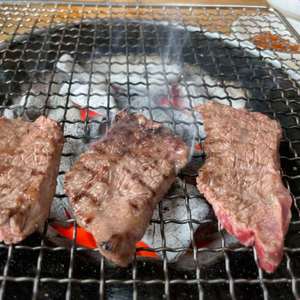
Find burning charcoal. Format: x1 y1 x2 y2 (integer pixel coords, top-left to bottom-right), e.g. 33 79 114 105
53 161 73 217
64 122 85 139
50 193 72 222
109 60 245 155
56 54 92 80
49 178 213 265
175 231 240 270
134 98 205 154
101 55 182 98
109 55 181 86
47 87 106 141
145 55 182 86
121 81 204 151
1 105 24 119
56 54 117 120
59 82 116 118
179 72 247 109
46 93 77 122
57 55 105 87
56 54 76 74
142 179 210 262
46 99 96 178
173 109 205 150
83 57 109 79
45 96 65 122
15 72 67 121
2 108 16 119
19 88 46 112
92 55 245 154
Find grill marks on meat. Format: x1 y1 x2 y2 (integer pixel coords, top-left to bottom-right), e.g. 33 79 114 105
64 112 188 266
0 116 64 244
196 102 292 273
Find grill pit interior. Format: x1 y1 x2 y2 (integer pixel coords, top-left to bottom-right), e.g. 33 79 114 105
0 2 300 300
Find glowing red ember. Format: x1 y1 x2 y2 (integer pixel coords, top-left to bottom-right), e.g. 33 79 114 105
52 223 159 258
80 108 99 121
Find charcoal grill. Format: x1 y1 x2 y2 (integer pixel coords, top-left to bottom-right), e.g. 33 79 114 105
0 1 300 299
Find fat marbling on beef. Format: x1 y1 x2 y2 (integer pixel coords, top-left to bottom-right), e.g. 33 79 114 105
0 116 64 244
196 102 292 273
64 111 188 266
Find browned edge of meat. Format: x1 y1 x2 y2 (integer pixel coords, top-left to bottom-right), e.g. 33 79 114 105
0 116 64 244
64 111 189 266
196 102 292 273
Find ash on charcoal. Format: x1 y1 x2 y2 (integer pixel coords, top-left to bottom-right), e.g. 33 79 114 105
142 179 210 262
181 65 247 109
16 71 68 121
102 55 246 151
175 231 239 270
88 55 182 95
1 104 24 119
135 106 204 155
46 53 247 157
56 54 117 120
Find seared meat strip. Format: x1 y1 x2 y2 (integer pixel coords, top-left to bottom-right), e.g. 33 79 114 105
64 112 188 266
0 116 64 244
196 102 292 273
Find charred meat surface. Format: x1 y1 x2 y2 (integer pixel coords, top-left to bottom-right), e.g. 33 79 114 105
196 102 292 273
64 112 188 266
0 116 64 244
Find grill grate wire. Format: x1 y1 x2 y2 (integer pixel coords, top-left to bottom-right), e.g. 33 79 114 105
0 2 299 300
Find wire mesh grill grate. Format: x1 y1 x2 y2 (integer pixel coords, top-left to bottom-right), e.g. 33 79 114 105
0 2 300 300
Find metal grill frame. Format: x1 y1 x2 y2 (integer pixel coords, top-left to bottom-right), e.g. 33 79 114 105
0 2 300 300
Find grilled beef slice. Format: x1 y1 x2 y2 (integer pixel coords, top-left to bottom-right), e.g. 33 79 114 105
64 112 188 266
196 102 292 273
0 116 64 244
